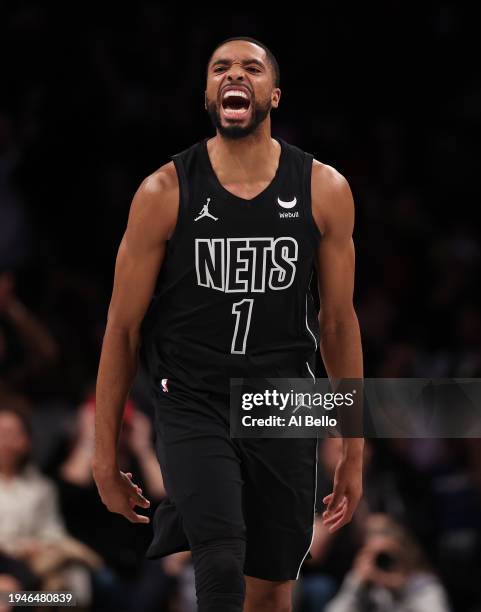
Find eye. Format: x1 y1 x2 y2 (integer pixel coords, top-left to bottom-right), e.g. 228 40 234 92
213 66 227 73
246 66 261 73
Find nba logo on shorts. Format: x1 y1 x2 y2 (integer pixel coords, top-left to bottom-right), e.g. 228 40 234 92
161 378 169 393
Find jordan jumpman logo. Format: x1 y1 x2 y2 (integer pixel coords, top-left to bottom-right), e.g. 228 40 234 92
194 197 218 222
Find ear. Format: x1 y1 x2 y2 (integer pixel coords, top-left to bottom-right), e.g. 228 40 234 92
271 88 281 109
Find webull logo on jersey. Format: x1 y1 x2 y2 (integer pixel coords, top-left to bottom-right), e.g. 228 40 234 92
277 196 299 219
195 237 298 292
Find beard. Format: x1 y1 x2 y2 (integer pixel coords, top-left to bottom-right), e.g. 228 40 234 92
206 95 271 140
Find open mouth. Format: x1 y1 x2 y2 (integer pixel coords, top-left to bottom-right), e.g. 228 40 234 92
221 89 251 119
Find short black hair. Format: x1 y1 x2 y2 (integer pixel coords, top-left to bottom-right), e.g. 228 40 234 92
207 36 280 88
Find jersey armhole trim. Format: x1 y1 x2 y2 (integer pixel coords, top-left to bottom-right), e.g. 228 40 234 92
166 154 189 252
302 152 323 245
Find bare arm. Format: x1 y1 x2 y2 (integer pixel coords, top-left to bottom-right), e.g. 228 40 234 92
5 298 59 363
92 162 178 522
125 409 166 500
0 271 59 379
311 160 364 532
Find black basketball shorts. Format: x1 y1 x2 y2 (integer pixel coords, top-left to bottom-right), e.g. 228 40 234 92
145 388 318 582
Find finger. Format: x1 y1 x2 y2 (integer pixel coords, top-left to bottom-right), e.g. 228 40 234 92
124 509 150 524
121 500 150 523
326 492 346 514
323 506 346 526
327 490 344 512
322 493 333 504
128 495 138 508
126 483 151 508
322 503 346 522
124 479 151 507
129 491 151 508
327 510 353 533
327 518 347 533
322 497 346 517
128 490 150 506
355 547 373 562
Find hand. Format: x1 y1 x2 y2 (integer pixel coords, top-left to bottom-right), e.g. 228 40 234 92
352 542 377 583
322 453 362 533
353 538 407 590
93 467 151 524
13 538 43 561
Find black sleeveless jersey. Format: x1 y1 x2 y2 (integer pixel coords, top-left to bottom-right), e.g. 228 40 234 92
139 136 322 401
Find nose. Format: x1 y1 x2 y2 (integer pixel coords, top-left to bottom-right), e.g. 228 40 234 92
226 62 245 81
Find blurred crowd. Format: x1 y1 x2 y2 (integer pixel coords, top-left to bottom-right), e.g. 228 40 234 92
1 2 481 611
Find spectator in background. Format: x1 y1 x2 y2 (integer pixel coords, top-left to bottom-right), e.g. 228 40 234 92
0 269 58 397
1 5 480 609
57 393 176 612
0 550 41 612
298 439 367 610
0 406 103 609
299 438 437 611
59 393 165 499
0 575 23 612
325 513 451 612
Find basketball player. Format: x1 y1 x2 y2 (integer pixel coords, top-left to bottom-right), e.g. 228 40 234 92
93 37 364 612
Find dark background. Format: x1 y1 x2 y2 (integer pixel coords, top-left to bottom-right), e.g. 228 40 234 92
1 3 481 611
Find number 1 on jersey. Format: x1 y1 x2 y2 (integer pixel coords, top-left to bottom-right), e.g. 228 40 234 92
231 299 254 354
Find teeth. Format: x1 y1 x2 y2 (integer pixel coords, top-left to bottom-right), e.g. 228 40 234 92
223 106 249 119
223 89 249 100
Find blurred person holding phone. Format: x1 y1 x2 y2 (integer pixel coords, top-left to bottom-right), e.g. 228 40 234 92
325 513 451 612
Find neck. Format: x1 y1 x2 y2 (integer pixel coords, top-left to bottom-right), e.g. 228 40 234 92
209 122 280 183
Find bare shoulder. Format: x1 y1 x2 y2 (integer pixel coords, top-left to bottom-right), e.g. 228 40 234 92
139 160 178 200
311 159 354 237
127 160 179 242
